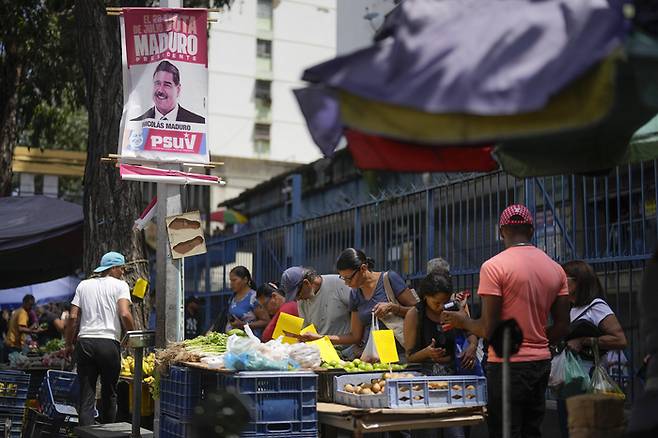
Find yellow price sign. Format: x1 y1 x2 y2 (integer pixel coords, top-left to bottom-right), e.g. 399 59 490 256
272 312 304 344
373 329 399 364
309 336 341 363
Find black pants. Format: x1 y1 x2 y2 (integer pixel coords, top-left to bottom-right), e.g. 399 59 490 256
486 360 551 438
75 338 121 426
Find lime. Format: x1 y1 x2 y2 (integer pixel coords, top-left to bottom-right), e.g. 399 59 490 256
364 363 374 371
353 359 362 366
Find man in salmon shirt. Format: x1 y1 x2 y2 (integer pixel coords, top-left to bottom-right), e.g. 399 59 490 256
442 204 570 438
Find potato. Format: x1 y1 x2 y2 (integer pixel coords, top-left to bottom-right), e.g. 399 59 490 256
361 382 372 390
372 383 381 393
344 384 355 393
412 385 422 392
452 385 462 391
413 395 423 401
355 386 363 394
466 385 476 391
466 394 476 399
361 388 373 395
400 386 410 393
383 373 393 380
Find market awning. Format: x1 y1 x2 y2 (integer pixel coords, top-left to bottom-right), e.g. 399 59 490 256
0 196 83 288
0 276 80 310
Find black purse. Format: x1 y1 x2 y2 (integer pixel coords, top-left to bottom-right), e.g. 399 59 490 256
565 299 606 361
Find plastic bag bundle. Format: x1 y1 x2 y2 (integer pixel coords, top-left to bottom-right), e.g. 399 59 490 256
224 329 298 371
289 343 322 369
562 349 590 398
549 349 567 390
361 313 381 363
589 340 625 399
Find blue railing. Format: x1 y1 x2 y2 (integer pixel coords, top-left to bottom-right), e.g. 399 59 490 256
185 161 658 401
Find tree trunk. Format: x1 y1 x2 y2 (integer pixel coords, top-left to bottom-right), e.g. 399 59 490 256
74 0 151 328
0 42 21 197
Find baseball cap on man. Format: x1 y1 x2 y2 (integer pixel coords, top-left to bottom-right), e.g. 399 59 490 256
499 204 533 227
94 251 126 273
280 267 304 302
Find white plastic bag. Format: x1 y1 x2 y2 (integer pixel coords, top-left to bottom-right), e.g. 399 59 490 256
360 313 381 363
548 350 567 389
289 343 322 369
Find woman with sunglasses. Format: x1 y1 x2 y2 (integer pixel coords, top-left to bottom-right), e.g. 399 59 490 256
300 248 418 360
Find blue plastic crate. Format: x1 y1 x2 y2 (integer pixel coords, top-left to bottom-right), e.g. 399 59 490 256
0 371 30 410
221 371 318 437
160 413 194 438
335 373 487 409
159 365 203 420
38 370 80 420
0 406 26 438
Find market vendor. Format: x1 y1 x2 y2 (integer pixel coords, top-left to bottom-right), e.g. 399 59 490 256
211 266 269 338
299 248 418 360
259 282 299 342
5 295 43 358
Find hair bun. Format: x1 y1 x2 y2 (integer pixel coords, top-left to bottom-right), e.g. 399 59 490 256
365 257 375 269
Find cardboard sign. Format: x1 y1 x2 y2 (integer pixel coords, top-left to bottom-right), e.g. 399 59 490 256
309 336 342 364
166 211 206 259
373 329 399 364
272 312 304 344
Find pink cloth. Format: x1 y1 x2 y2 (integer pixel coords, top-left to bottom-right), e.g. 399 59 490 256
478 246 568 363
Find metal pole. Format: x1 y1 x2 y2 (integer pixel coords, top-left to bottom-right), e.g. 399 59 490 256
502 326 511 438
153 6 181 438
132 346 144 438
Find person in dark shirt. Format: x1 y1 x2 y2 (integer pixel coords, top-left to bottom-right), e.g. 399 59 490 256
185 297 202 340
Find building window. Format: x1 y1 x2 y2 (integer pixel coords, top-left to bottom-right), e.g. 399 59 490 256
255 80 271 102
253 123 271 155
256 39 272 59
257 0 272 18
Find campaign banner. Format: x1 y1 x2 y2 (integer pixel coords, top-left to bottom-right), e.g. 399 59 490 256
118 8 209 164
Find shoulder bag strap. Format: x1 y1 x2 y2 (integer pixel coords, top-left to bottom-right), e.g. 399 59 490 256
572 298 605 322
382 271 400 305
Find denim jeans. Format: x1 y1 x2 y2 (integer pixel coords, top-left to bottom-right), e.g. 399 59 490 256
75 338 121 426
486 360 551 438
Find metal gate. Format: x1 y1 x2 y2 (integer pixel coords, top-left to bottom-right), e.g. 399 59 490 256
186 160 658 400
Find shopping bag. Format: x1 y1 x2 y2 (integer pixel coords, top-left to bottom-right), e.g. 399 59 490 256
561 349 590 398
548 349 567 390
360 313 381 363
589 339 626 399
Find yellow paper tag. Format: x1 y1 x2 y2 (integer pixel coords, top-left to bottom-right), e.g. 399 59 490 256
272 312 304 344
309 336 341 363
373 329 399 364
132 278 148 299
300 324 318 335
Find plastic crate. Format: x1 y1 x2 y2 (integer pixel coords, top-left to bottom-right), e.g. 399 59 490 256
160 413 194 438
0 371 30 409
38 370 79 420
0 407 26 438
317 364 422 403
22 407 70 438
334 373 487 409
159 365 203 420
221 371 318 437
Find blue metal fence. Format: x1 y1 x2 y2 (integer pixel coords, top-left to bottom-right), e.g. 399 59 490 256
185 161 658 400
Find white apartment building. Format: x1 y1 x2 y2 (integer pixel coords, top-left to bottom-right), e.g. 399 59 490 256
208 0 336 206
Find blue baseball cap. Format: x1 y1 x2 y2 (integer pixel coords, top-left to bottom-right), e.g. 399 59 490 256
94 251 126 273
280 267 304 302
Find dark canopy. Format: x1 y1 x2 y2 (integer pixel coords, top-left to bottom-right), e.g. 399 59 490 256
0 196 83 288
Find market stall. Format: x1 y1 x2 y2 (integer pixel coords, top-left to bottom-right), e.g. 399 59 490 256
145 327 488 437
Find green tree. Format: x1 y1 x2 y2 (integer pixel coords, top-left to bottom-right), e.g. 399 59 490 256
0 0 85 196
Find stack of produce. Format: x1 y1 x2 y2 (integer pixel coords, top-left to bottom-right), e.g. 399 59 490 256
121 353 158 397
155 331 232 373
320 358 407 372
342 372 418 396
